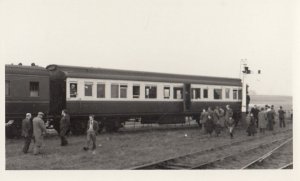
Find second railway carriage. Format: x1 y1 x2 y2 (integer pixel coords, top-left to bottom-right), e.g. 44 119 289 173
5 64 50 137
46 64 242 134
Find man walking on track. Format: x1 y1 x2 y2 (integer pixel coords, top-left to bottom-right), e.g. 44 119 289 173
60 109 70 146
32 112 47 155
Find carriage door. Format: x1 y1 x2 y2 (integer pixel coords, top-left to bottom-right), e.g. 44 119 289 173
183 83 191 112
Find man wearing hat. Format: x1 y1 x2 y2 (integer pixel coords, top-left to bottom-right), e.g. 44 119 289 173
60 109 70 146
278 106 286 128
32 112 47 155
22 113 33 153
225 105 233 125
267 105 276 131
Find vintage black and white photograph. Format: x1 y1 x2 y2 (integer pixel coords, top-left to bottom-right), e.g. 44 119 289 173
1 0 298 179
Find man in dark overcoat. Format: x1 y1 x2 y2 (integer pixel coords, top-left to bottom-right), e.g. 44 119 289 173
22 113 33 153
60 109 70 146
278 106 286 128
251 105 260 128
267 105 276 131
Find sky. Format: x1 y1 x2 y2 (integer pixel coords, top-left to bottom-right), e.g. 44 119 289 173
0 0 297 96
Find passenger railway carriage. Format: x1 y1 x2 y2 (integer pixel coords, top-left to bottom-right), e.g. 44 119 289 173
46 64 243 134
5 64 243 137
5 64 50 137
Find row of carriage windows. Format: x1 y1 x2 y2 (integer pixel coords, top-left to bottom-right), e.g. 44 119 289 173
5 80 241 100
69 82 242 100
4 80 242 100
5 80 40 97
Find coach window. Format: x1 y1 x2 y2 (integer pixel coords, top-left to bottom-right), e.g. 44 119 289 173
70 83 78 98
5 80 10 96
133 85 140 98
238 89 242 100
214 89 222 100
203 88 208 99
85 83 93 97
30 82 39 97
225 88 230 99
111 84 119 98
97 83 105 98
191 88 201 99
120 85 128 98
233 89 238 100
164 86 170 99
145 85 157 99
173 87 183 99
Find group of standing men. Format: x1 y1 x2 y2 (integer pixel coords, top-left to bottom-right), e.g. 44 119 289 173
198 105 236 139
22 110 71 155
197 104 288 139
247 105 286 136
22 109 100 155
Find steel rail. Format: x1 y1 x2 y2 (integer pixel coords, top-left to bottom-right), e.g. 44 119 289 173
192 136 291 169
241 137 293 169
127 129 292 170
279 162 293 169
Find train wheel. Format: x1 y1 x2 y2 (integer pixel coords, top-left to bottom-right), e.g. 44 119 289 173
104 118 121 132
70 119 86 135
98 121 104 133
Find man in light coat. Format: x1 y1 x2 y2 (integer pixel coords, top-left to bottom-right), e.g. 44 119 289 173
32 112 47 155
258 107 268 134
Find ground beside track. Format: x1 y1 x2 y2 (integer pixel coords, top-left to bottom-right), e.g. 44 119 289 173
5 119 293 170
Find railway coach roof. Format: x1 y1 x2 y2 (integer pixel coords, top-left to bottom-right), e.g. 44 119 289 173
46 64 242 86
5 64 50 76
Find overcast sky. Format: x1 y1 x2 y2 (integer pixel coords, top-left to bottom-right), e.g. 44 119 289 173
0 0 297 96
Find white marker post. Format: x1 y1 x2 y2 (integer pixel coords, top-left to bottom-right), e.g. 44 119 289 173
241 75 247 127
240 59 261 127
240 59 248 127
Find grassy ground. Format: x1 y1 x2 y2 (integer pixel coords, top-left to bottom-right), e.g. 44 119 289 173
6 119 293 170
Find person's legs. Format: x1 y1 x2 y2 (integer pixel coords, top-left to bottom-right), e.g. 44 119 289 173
91 133 96 150
84 132 92 150
22 136 31 153
279 118 283 128
33 144 40 155
61 135 68 146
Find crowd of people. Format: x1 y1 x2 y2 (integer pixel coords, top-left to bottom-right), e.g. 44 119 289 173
197 105 236 139
246 105 287 136
20 110 99 155
197 104 289 139
18 104 289 155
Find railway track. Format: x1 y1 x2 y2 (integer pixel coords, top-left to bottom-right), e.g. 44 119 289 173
279 162 293 169
242 138 293 169
127 128 292 169
194 137 292 169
